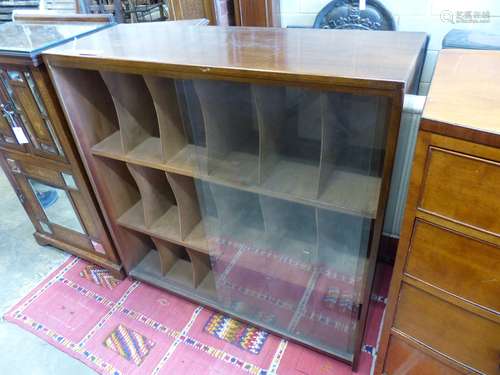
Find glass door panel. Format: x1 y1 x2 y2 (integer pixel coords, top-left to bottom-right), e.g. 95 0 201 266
180 79 390 359
0 68 65 158
28 178 86 234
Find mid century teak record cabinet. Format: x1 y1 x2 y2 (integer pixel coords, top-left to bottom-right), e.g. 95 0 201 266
43 23 426 367
376 49 500 374
0 21 123 276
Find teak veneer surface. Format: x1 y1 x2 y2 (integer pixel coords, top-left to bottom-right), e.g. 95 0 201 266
44 25 428 368
422 49 500 146
43 23 426 91
376 49 500 375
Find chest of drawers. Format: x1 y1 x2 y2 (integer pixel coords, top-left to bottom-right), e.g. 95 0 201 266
376 49 500 374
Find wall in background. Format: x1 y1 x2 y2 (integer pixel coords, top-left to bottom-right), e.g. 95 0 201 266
280 0 500 95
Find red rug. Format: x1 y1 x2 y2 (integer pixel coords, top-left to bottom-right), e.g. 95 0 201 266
4 257 391 374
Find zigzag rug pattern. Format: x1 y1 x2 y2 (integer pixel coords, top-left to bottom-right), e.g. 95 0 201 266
4 256 391 374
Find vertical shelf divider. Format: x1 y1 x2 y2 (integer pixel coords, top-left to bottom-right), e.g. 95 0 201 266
196 80 230 175
194 80 259 184
252 84 287 186
127 163 176 227
259 194 318 261
318 92 337 199
165 172 202 241
144 75 187 161
93 156 152 268
100 71 159 154
254 84 321 199
186 247 211 287
152 237 185 275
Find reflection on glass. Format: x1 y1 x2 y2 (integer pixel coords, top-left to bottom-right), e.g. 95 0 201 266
24 71 48 116
44 118 65 156
0 22 110 54
0 71 21 111
41 142 57 154
39 221 52 234
28 178 85 234
61 172 78 190
4 136 16 144
180 79 390 359
7 71 23 82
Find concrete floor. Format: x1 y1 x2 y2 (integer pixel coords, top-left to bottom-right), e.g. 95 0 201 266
0 170 93 374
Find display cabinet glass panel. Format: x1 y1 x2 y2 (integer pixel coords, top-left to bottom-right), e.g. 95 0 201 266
28 178 86 234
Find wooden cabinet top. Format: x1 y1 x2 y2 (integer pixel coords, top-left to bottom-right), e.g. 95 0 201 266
43 23 427 92
422 49 500 147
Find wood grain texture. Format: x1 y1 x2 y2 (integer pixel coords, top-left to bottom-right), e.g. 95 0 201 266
194 79 258 184
384 334 470 375
167 0 216 24
100 71 159 153
0 62 120 270
43 24 426 92
186 247 211 287
252 84 286 185
127 163 176 227
152 237 185 275
9 78 52 144
405 220 500 313
44 26 425 367
234 0 280 27
144 76 186 161
394 283 500 375
376 111 500 375
165 172 202 241
422 49 500 147
418 147 500 236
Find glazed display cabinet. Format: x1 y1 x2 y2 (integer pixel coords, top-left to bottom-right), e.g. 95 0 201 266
0 21 123 276
44 23 426 367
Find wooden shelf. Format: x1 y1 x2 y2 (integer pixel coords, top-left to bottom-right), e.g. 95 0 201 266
92 131 123 158
319 171 381 218
131 250 216 298
128 137 162 165
208 151 259 187
261 158 320 201
91 140 379 218
117 200 208 254
88 75 381 218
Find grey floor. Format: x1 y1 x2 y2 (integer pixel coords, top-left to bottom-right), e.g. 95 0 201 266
0 170 94 374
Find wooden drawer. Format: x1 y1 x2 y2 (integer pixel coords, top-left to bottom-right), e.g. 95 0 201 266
419 147 500 235
384 335 468 375
394 283 500 374
406 220 500 312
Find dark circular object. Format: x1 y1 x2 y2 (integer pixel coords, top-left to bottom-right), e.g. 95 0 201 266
313 0 396 31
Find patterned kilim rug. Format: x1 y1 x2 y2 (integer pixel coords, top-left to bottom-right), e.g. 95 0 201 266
3 257 391 375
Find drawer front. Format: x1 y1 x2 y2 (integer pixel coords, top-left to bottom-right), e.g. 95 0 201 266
384 335 466 375
394 283 500 374
419 147 500 235
406 220 500 312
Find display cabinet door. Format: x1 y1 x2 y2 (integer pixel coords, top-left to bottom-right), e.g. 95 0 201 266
0 67 65 160
0 76 30 152
1 153 117 262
